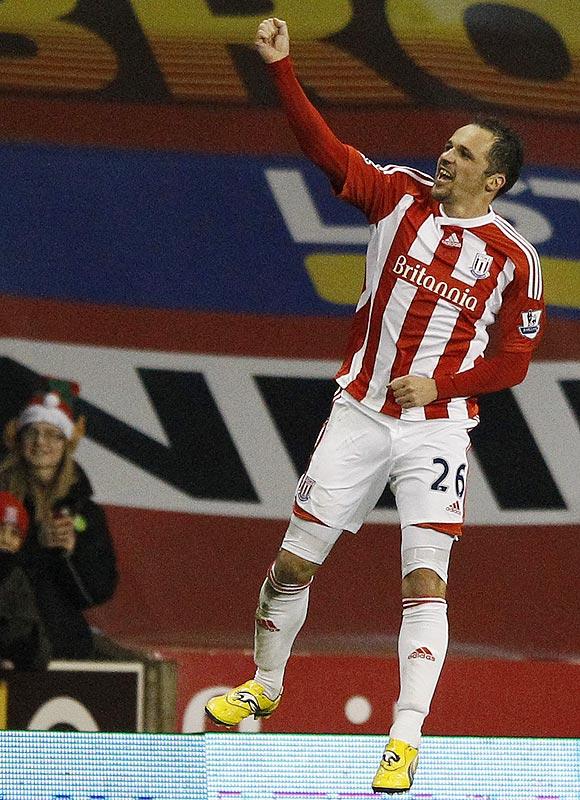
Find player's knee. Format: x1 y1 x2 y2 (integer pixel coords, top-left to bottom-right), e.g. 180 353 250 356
402 567 447 599
401 525 453 588
277 515 342 579
274 548 318 585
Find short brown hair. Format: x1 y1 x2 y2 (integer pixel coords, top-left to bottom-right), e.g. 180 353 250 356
474 115 524 196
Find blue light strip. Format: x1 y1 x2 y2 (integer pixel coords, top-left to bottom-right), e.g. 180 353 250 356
0 732 577 800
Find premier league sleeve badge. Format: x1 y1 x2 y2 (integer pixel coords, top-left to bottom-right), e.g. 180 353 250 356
518 309 542 339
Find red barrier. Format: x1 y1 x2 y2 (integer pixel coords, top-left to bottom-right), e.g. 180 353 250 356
156 647 580 737
90 511 580 661
1 97 578 168
0 295 575 360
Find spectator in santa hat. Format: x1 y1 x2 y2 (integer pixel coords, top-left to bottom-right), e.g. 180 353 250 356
0 490 50 669
0 379 118 660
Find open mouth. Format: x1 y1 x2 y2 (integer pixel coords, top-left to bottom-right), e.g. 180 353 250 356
436 165 454 182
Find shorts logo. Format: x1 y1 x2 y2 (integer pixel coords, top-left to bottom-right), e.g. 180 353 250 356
408 646 435 661
518 309 542 340
470 252 492 279
446 500 462 515
296 474 316 503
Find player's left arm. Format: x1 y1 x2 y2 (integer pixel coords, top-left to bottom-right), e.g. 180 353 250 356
391 342 535 410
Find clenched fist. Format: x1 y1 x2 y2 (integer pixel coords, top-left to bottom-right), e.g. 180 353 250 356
390 375 438 408
255 17 290 64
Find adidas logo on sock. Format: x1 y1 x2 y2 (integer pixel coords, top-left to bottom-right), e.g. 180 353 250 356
442 232 461 247
445 500 461 515
408 646 435 661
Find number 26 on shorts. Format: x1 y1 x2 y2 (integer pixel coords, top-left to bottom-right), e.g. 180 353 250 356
431 457 467 498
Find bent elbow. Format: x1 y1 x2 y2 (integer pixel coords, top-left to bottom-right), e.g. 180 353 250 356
507 353 531 388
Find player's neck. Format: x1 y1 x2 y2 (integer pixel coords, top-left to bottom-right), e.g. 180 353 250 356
441 197 491 220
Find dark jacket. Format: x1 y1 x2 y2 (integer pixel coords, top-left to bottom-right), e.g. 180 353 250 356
19 465 118 660
0 552 51 669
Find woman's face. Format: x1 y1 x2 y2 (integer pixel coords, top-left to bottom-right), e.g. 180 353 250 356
20 422 67 481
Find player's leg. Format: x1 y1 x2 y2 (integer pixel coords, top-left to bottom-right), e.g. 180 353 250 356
252 514 341 701
205 392 390 727
391 526 452 747
253 393 397 708
373 527 452 794
373 419 472 793
205 514 340 727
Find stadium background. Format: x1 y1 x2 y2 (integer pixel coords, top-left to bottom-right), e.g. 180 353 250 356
0 0 578 745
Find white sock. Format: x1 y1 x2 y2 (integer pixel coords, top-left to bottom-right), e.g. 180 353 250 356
389 597 448 749
253 563 311 700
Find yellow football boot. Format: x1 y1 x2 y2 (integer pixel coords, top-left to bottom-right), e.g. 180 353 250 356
204 679 282 726
372 738 419 794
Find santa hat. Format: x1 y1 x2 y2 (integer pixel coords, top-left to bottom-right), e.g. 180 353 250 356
0 491 29 534
16 379 80 441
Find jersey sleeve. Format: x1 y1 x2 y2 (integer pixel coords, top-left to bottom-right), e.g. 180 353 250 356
268 57 432 224
494 247 545 353
338 151 433 225
268 57 348 190
435 349 532 399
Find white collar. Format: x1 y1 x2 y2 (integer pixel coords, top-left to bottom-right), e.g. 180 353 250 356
434 203 496 228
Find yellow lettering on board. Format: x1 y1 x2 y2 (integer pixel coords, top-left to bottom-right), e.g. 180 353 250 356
132 0 352 41
388 0 578 115
0 0 117 93
541 258 580 311
305 254 365 306
132 0 353 101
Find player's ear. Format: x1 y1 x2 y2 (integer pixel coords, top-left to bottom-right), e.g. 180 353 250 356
485 173 505 195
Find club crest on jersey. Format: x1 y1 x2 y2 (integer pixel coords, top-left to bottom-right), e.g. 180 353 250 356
518 309 542 339
470 252 492 279
296 474 316 503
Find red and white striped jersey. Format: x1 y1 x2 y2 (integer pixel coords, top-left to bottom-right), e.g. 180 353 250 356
335 149 545 421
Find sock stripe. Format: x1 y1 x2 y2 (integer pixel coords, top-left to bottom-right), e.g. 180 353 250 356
402 597 447 609
268 564 312 594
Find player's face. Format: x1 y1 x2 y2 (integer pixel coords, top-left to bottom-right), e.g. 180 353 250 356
432 124 504 208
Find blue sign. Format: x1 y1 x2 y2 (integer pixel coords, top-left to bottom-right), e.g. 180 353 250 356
1 143 578 316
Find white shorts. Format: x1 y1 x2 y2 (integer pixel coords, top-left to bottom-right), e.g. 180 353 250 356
294 391 476 534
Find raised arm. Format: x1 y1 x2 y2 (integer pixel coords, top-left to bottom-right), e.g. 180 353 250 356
255 18 349 191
